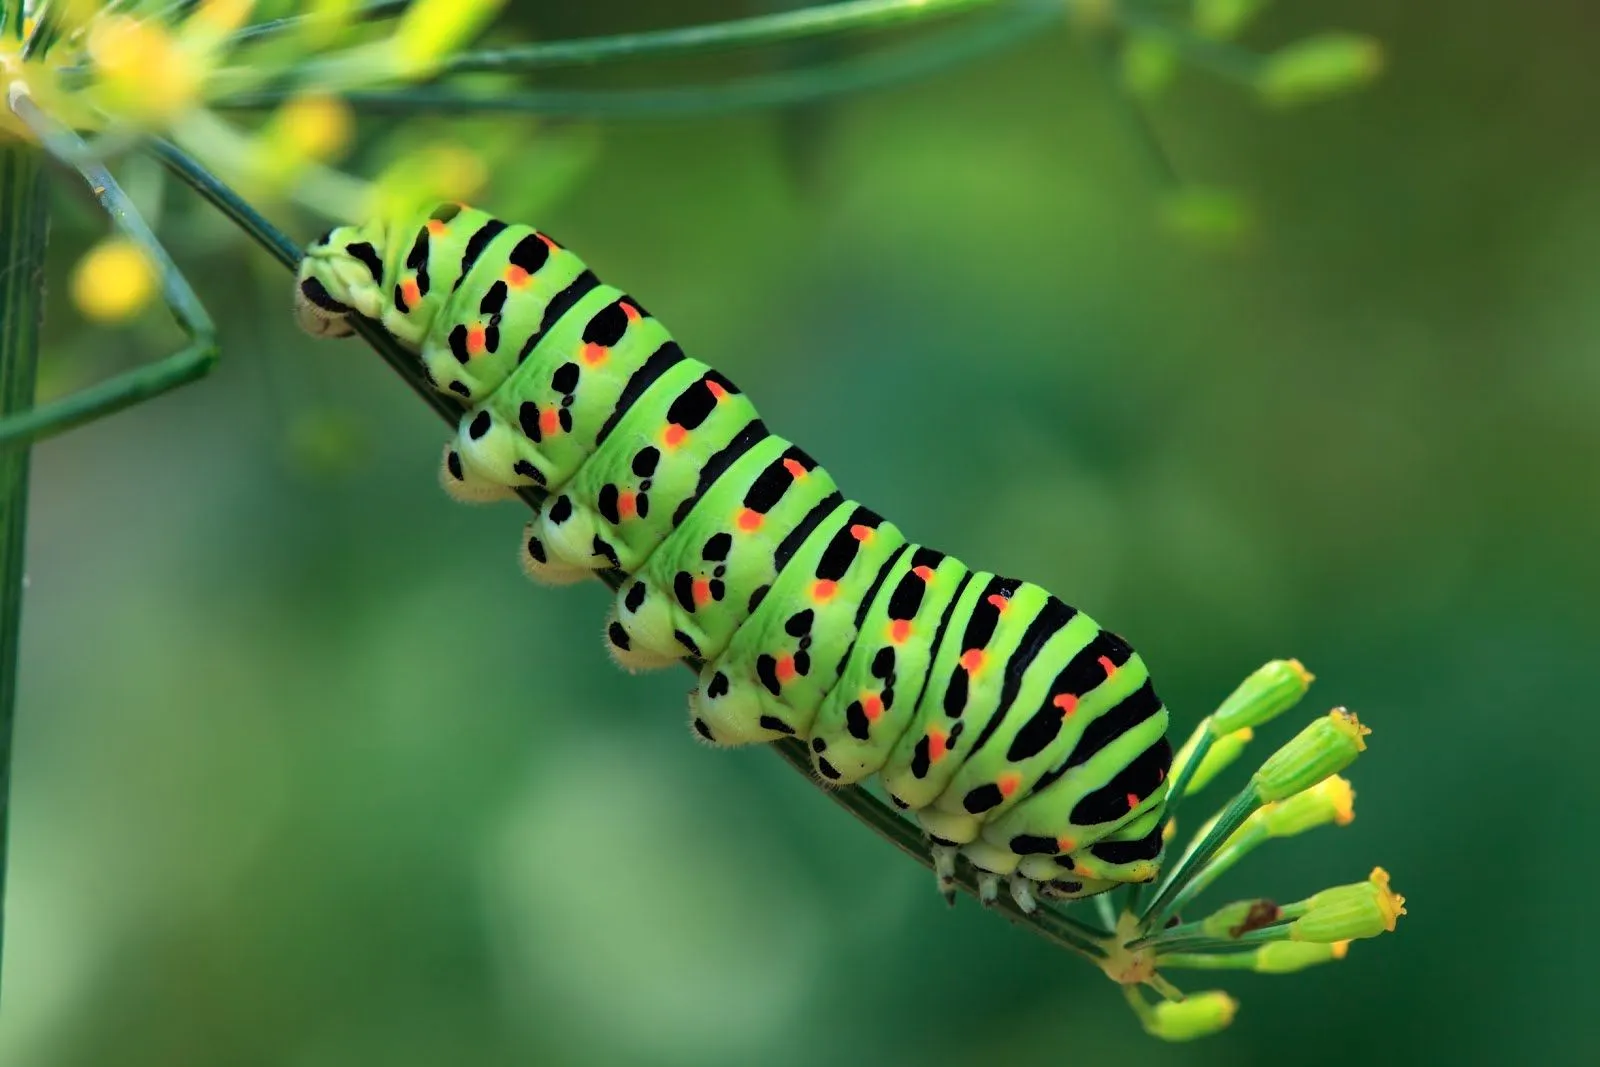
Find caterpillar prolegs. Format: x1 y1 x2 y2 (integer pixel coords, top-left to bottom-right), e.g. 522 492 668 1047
293 203 1174 910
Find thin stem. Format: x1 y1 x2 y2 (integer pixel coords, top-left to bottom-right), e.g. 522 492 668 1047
1110 7 1266 88
213 1 1062 119
0 134 50 1004
1138 787 1260 928
421 0 1013 77
226 0 410 46
0 88 218 449
150 137 1117 967
1155 951 1259 970
1081 24 1181 189
20 0 63 59
1161 722 1214 821
1132 924 1290 955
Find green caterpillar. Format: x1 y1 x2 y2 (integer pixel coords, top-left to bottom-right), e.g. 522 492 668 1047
293 202 1173 910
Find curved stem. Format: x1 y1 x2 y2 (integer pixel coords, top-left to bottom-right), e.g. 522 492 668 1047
212 1 1063 119
0 89 218 450
391 0 1012 79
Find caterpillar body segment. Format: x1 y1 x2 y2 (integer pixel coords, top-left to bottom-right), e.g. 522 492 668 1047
294 203 1174 907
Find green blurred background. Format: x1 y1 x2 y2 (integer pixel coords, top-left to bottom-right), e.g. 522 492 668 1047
7 1 1598 1063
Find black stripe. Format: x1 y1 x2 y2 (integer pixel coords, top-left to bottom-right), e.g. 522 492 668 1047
1070 737 1172 827
511 270 602 367
774 492 846 574
904 568 977 721
963 597 1080 759
829 543 911 681
345 241 383 282
538 270 600 335
1090 822 1164 864
669 420 769 528
594 342 686 447
1034 679 1163 793
299 276 351 314
456 219 508 287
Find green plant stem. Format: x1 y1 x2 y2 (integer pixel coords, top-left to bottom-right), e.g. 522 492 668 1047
227 0 410 46
148 136 1118 965
0 90 219 451
1153 950 1259 970
437 0 1014 76
0 138 50 1003
1139 787 1260 928
212 1 1061 118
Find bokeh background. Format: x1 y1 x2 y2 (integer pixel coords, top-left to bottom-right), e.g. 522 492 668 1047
6 1 1599 1064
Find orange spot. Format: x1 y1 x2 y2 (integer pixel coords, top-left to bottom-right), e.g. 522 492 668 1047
783 458 808 479
620 301 642 322
1053 693 1079 717
1099 655 1118 679
663 424 687 448
505 265 530 287
850 524 873 542
861 692 884 720
889 619 912 644
1056 836 1076 853
1127 792 1141 810
427 219 447 236
998 773 1021 798
775 655 797 683
812 579 838 602
913 565 935 582
737 508 764 532
618 491 637 520
959 648 986 672
582 342 608 366
537 233 560 251
400 277 421 309
466 325 486 356
539 408 561 437
692 578 713 607
706 379 728 400
987 594 1009 611
928 728 948 763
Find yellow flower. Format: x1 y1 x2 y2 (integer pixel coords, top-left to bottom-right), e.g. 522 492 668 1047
71 238 158 322
87 16 203 122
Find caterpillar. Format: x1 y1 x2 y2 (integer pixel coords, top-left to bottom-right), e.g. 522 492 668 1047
293 202 1173 911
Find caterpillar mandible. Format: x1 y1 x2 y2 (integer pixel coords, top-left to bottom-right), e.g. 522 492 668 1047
293 202 1174 911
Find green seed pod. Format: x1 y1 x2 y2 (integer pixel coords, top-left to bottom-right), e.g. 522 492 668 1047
1143 991 1239 1041
1258 774 1355 837
1252 708 1368 803
1290 868 1406 942
1252 940 1350 974
1210 659 1312 735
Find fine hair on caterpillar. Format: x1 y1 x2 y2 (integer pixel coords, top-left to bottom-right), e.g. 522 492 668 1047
294 201 1173 911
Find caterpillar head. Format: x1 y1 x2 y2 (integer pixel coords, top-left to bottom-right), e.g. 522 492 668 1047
294 224 388 339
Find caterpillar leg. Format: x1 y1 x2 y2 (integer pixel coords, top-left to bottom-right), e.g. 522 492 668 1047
930 843 959 907
604 600 680 672
1009 874 1038 914
520 518 591 586
440 443 517 503
976 871 1001 906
